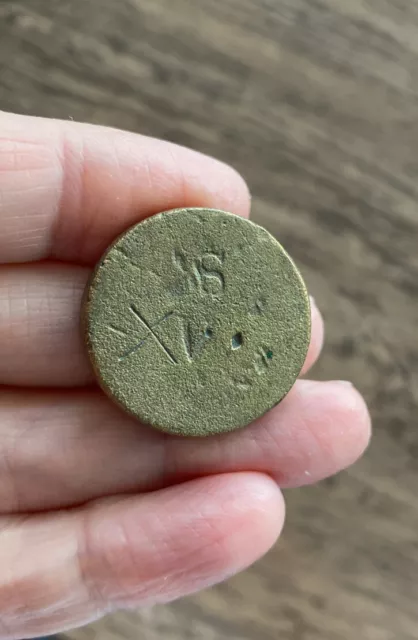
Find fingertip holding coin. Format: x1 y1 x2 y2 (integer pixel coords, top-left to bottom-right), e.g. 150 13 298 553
82 208 311 437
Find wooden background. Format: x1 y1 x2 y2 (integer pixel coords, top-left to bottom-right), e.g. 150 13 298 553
1 1 417 638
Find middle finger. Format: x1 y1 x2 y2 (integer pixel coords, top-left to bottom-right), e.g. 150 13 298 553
0 263 323 386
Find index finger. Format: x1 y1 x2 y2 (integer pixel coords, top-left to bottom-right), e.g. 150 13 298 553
0 111 250 264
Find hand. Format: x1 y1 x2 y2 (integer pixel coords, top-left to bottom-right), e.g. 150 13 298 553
0 111 370 639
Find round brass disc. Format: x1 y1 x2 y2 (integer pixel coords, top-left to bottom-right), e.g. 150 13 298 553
82 208 311 437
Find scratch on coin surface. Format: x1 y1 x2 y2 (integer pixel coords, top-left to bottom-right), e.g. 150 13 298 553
182 321 193 361
254 347 273 375
123 305 177 364
254 298 266 315
230 375 253 390
108 325 128 337
114 245 142 271
191 260 203 288
172 248 187 271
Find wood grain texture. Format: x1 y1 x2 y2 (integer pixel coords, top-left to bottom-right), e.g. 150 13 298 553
0 0 417 638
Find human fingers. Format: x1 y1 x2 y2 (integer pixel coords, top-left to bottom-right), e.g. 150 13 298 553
0 264 322 386
0 473 283 639
0 381 370 513
301 296 324 375
0 111 250 265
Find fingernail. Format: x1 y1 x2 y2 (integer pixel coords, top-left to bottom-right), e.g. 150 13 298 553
334 380 354 388
309 296 319 313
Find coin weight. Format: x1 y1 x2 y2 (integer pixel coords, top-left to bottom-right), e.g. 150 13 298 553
82 208 311 437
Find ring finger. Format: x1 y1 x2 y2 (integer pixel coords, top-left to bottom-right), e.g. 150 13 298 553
0 263 323 387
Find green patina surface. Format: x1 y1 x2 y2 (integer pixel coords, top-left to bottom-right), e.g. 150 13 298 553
82 208 311 437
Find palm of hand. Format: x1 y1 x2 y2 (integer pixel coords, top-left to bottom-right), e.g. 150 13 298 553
0 112 370 639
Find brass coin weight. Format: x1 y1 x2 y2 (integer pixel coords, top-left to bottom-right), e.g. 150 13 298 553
82 208 311 437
